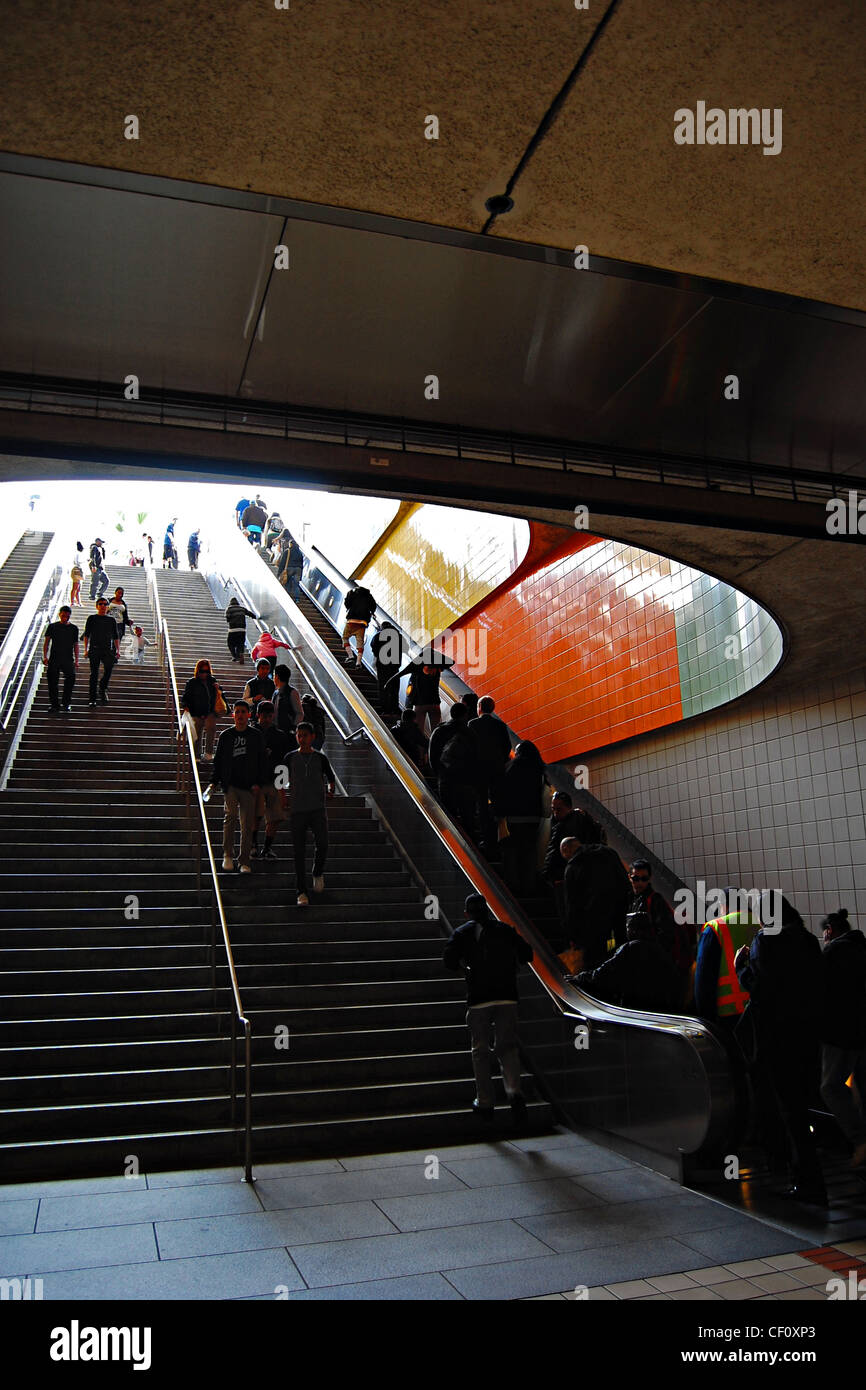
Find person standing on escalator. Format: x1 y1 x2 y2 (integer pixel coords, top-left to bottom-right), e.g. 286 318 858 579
342 584 377 668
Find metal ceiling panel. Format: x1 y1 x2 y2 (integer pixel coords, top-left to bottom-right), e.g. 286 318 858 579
0 173 283 395
591 296 866 473
240 216 708 435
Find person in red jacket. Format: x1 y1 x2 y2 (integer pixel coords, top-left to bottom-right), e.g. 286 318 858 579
250 627 291 672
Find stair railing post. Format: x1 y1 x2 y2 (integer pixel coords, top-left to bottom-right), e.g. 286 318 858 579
229 1006 237 1123
243 1020 253 1185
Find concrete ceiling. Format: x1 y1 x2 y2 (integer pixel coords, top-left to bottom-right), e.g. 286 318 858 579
1 0 864 310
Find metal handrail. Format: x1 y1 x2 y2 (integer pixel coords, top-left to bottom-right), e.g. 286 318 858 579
148 568 253 1182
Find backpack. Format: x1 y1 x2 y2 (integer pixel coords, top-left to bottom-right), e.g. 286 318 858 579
439 728 474 774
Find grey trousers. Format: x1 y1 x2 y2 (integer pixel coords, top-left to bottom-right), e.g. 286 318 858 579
467 1002 523 1107
223 787 256 867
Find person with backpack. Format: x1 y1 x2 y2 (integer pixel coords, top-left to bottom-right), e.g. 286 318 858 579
429 704 479 839
272 664 303 742
342 585 377 667
575 910 682 1012
389 655 455 734
443 893 534 1125
371 621 405 722
241 499 268 545
276 530 304 601
559 831 632 970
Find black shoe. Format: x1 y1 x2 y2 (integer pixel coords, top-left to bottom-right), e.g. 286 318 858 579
511 1095 528 1130
88 700 97 707
62 706 71 713
49 706 60 714
472 1100 495 1122
261 848 277 860
99 695 109 705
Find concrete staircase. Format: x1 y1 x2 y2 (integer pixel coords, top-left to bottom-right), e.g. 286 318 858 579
0 567 234 1178
154 568 552 1153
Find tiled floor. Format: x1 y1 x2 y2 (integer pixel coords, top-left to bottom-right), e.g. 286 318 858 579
1 1131 865 1301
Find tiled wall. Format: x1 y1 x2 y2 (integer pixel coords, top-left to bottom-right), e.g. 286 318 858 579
579 668 866 933
450 533 782 762
359 505 529 641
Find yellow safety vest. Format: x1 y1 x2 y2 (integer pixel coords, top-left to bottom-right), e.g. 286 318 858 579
705 912 760 1017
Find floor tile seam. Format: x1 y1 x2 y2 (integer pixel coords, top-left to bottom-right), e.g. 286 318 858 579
152 1222 161 1260
281 1245 310 1291
446 1233 709 1292
32 1197 40 1236
369 1199 405 1236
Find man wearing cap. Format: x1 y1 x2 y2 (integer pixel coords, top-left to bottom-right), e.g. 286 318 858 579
443 893 534 1126
83 596 120 705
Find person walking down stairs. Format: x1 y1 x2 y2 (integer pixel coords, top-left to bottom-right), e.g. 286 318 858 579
210 701 267 874
83 597 120 706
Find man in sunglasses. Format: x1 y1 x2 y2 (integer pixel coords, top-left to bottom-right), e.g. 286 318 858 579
628 859 693 1007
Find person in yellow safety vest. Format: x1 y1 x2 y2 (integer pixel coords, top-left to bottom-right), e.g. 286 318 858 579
693 889 761 1024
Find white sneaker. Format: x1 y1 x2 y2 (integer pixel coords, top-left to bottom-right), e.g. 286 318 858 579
222 856 234 871
239 864 252 874
297 893 309 906
312 875 325 893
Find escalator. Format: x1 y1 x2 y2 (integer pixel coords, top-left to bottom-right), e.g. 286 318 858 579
208 528 740 1183
0 531 53 646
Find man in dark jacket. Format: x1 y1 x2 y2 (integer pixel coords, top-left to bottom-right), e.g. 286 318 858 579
342 586 377 667
390 656 454 734
429 705 479 836
574 911 681 1012
443 893 533 1124
42 605 79 712
735 899 827 1204
251 701 292 860
627 859 692 1006
242 658 276 723
224 597 258 663
819 908 866 1168
391 709 428 771
83 596 120 706
371 621 405 721
284 722 336 905
241 500 268 545
468 696 511 848
212 702 267 873
560 834 631 969
543 792 602 885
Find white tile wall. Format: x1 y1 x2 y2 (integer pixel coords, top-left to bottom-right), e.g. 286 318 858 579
584 668 866 935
